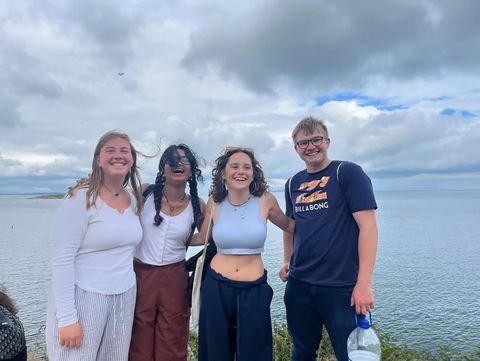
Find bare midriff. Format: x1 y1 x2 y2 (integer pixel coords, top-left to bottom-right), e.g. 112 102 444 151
210 253 264 281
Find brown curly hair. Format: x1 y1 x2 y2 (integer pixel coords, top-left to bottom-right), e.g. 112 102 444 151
210 148 268 202
0 285 17 314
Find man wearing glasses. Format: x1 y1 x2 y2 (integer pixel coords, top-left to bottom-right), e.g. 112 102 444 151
280 116 378 361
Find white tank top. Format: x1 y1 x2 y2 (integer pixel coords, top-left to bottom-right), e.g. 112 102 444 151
135 194 194 265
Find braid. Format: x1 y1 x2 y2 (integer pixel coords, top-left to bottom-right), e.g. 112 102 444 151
153 172 165 226
188 176 202 232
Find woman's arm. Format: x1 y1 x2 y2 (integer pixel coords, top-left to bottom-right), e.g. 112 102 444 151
197 197 207 232
189 196 214 246
52 192 88 347
264 192 295 234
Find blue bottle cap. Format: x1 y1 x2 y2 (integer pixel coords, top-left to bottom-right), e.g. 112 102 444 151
358 317 371 329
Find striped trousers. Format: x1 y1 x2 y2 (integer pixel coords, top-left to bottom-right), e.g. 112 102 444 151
46 285 136 361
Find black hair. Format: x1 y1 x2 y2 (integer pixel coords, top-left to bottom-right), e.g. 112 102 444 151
151 144 204 234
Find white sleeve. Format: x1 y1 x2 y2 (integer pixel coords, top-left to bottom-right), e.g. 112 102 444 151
51 192 88 327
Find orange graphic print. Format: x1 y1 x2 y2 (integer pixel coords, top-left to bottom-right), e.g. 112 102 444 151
296 191 327 204
296 176 330 204
299 180 321 191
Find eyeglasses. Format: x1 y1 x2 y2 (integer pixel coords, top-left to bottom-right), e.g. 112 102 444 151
295 136 329 149
178 156 191 165
222 146 255 155
168 156 190 167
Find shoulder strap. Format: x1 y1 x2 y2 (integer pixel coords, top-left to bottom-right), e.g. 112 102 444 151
336 161 344 183
287 176 293 209
336 161 346 195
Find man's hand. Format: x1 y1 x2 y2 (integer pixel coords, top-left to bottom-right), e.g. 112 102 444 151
350 281 375 315
59 322 83 348
279 262 289 282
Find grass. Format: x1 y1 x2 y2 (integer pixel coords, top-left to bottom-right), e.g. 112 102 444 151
28 322 480 360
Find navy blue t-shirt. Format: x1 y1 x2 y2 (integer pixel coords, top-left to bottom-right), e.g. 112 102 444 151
285 160 377 287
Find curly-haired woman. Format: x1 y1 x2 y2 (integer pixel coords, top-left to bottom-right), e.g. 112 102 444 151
197 147 294 361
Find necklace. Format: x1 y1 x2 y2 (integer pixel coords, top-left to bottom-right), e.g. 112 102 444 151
227 195 251 220
103 184 123 197
163 191 187 212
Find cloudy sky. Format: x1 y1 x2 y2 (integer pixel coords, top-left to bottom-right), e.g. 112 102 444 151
1 0 479 194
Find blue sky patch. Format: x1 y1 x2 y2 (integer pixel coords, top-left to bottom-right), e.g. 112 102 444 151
425 96 450 101
440 108 478 117
440 108 456 116
315 91 407 111
461 110 478 118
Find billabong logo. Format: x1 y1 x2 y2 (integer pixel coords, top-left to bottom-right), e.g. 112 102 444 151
296 176 330 204
296 191 327 204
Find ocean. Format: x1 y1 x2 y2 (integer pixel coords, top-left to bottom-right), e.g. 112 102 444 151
1 190 479 355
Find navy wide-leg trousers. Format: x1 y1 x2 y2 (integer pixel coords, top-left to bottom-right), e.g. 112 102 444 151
198 266 273 361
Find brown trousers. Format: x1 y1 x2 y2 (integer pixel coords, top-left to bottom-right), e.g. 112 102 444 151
129 260 190 361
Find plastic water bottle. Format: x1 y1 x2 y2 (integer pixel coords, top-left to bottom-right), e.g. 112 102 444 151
347 312 381 361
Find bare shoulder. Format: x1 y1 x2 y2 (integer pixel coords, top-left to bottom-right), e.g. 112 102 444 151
260 192 279 212
198 197 207 213
261 191 277 204
140 183 150 192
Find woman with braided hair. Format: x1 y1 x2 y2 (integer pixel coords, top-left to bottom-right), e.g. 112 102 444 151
129 144 205 361
46 131 143 361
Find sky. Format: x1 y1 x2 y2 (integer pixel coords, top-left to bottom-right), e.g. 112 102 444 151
1 0 479 194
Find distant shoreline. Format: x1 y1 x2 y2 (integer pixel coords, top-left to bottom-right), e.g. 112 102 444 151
28 194 64 199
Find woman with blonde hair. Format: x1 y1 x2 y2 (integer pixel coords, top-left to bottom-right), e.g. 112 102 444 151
46 130 143 361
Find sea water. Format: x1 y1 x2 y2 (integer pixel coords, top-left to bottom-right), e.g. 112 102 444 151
1 190 480 354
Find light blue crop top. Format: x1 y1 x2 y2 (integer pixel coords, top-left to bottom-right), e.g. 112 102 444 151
212 196 267 255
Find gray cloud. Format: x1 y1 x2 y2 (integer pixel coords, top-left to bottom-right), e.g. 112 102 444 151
183 0 480 94
318 104 480 178
0 0 478 193
0 43 63 99
0 96 22 129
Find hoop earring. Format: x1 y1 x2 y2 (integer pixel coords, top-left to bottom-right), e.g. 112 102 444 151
251 180 257 192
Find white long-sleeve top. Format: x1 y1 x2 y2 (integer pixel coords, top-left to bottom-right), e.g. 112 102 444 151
134 194 193 266
52 188 142 327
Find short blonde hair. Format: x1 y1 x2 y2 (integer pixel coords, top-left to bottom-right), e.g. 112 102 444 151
292 116 329 142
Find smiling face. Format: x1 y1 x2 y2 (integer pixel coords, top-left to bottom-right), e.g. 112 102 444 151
223 151 253 191
294 129 331 172
96 137 133 180
164 148 192 185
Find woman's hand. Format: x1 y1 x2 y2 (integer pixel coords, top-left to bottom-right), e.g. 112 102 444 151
59 322 83 348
